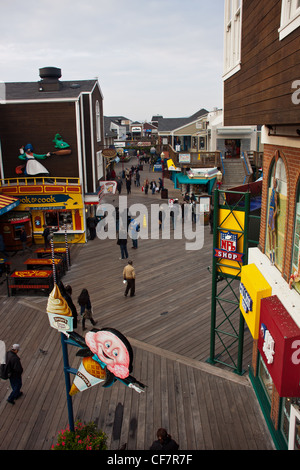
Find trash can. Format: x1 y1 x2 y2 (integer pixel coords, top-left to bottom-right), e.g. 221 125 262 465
161 188 168 199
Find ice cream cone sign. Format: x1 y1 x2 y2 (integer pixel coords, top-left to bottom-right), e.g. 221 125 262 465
47 284 74 333
69 328 146 395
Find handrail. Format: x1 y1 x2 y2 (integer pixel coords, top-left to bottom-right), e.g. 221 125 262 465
0 176 80 187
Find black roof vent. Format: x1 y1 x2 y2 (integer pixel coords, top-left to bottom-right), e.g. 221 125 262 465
38 67 62 92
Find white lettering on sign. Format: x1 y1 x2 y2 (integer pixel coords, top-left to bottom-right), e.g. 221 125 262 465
239 282 253 313
262 328 275 364
291 340 300 365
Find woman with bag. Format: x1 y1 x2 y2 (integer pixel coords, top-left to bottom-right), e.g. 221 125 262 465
77 288 97 330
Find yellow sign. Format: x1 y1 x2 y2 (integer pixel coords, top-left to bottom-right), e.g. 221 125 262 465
215 208 245 276
239 264 272 339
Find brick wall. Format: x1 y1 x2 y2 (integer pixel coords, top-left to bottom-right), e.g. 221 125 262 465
259 144 300 282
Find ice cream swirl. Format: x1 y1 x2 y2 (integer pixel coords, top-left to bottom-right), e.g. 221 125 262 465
47 284 72 317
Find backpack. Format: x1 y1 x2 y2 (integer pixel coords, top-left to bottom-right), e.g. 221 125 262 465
0 363 8 380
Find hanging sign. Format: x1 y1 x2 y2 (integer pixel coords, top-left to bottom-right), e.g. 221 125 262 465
258 295 300 397
214 208 245 276
239 264 272 339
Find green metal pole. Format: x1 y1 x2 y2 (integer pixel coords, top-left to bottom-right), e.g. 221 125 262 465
236 191 250 375
208 189 219 364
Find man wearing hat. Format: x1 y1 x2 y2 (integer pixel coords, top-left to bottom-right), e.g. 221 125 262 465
6 344 23 405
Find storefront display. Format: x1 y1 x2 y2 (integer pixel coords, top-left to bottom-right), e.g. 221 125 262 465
1 178 85 244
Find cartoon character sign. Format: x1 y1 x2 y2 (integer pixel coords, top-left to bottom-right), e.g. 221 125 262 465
16 135 71 175
18 143 51 176
68 328 144 395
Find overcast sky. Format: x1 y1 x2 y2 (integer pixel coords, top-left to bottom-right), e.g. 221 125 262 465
1 0 225 121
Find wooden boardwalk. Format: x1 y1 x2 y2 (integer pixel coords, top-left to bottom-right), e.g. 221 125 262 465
0 159 274 450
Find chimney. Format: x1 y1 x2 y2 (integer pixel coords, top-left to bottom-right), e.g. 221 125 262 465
38 67 62 92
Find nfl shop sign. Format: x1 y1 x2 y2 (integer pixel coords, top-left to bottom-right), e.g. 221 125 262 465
258 296 300 397
214 231 244 262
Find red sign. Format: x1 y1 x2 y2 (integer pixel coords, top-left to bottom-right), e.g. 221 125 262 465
258 295 300 397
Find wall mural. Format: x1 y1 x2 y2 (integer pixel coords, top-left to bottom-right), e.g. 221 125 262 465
16 134 71 176
46 284 145 396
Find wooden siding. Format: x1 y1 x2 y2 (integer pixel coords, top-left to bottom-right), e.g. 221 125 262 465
224 0 300 126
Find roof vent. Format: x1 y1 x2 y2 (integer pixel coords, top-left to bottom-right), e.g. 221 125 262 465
38 67 62 92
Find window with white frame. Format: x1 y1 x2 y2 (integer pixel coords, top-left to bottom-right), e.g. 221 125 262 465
279 0 300 40
96 100 101 142
223 0 242 80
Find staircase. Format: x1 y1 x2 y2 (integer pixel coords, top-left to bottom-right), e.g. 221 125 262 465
222 159 247 190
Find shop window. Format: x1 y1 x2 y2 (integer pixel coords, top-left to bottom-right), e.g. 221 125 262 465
265 154 287 270
96 101 101 142
223 0 242 80
290 182 300 294
281 398 300 448
258 356 273 403
279 0 300 40
45 211 73 230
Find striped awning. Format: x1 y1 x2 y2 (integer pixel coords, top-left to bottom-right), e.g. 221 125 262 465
0 195 20 216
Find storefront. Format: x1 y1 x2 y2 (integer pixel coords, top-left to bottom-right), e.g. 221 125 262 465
240 249 300 449
1 178 85 245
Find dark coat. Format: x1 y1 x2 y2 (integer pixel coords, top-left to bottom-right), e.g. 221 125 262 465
6 350 23 378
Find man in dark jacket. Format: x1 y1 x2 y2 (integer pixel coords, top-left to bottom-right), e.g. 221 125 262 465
150 428 179 451
6 344 23 404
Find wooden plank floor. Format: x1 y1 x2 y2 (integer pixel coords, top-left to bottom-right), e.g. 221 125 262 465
0 158 274 450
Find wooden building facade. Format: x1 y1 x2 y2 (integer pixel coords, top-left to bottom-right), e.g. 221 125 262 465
223 0 300 450
0 67 105 245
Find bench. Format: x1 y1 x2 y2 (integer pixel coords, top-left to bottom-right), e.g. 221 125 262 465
35 248 70 270
8 270 54 296
25 258 65 279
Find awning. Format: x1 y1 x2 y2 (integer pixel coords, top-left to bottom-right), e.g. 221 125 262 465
0 195 20 216
174 173 216 194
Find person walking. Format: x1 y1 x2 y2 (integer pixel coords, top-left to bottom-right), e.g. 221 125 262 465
123 260 135 297
6 344 23 405
117 234 128 259
129 218 139 249
42 225 51 249
20 228 30 253
144 179 149 195
77 288 97 330
149 428 179 451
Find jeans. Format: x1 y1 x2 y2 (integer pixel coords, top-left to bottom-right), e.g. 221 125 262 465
8 376 22 402
120 244 128 259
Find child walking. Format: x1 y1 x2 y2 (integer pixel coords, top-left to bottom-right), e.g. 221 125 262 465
77 288 97 330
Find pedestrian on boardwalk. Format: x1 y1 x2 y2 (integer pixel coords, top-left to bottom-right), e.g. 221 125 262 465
129 218 139 249
42 225 51 249
216 167 223 189
117 177 122 194
117 234 128 259
20 228 30 253
77 288 97 330
136 170 140 187
6 344 23 405
123 260 135 297
126 177 131 195
144 179 149 195
60 282 78 329
149 428 179 451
